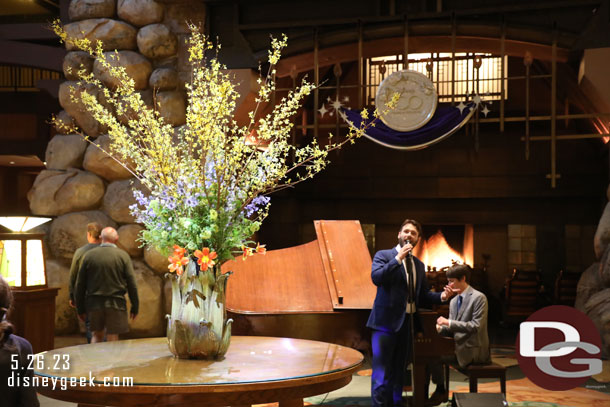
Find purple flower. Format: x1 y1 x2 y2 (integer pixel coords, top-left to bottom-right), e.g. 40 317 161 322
253 195 270 206
244 195 270 217
185 196 198 208
133 189 149 206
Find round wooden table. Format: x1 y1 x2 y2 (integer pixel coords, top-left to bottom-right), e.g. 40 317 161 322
34 336 363 407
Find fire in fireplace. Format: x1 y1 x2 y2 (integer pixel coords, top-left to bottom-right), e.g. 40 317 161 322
413 225 474 270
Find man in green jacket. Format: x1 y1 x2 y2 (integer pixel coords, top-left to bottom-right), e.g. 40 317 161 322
68 222 102 343
75 227 139 343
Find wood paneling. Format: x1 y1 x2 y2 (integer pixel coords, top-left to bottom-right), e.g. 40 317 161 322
0 113 37 140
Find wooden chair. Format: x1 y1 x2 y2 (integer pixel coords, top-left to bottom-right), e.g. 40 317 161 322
504 268 541 321
463 362 507 395
554 269 580 306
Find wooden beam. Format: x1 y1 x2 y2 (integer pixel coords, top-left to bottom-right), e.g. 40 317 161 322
0 40 64 72
36 79 63 98
0 24 58 41
314 28 319 139
358 22 363 108
33 0 59 14
550 31 558 188
59 0 69 22
238 0 600 30
523 134 608 141
276 36 569 78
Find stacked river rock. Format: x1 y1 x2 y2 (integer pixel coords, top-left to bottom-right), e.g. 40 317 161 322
583 186 610 358
27 0 206 337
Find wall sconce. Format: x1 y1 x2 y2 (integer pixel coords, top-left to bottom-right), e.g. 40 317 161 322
0 216 58 353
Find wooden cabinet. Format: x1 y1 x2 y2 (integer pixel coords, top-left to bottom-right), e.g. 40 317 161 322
9 287 59 353
1 229 58 353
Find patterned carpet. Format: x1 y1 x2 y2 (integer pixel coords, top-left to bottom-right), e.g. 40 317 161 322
490 355 519 368
127 342 599 407
490 347 519 368
451 378 610 407
334 363 609 407
248 376 610 407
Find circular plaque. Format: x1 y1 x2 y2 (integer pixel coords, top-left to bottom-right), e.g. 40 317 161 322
375 70 438 132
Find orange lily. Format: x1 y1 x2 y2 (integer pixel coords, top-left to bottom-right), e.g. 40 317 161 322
173 245 186 258
194 247 217 269
255 243 266 254
168 254 189 275
242 245 254 261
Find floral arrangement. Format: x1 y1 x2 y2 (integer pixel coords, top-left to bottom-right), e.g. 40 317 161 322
52 22 396 277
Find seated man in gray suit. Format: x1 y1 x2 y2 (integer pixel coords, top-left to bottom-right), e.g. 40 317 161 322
428 264 490 405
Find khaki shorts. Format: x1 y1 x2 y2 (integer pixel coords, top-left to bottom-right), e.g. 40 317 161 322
88 308 129 335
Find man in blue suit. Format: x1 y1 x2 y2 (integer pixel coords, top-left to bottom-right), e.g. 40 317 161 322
367 219 454 407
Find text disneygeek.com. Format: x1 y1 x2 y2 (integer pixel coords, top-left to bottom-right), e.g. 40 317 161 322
8 372 134 390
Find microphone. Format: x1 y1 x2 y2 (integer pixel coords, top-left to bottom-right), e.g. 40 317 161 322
406 239 413 259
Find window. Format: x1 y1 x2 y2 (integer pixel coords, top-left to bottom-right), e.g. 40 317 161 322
0 65 61 92
366 53 507 105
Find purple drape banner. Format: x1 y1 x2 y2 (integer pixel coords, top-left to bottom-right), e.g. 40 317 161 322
341 104 476 150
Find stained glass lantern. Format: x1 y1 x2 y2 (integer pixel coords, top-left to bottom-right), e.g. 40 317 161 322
0 216 52 288
0 216 58 352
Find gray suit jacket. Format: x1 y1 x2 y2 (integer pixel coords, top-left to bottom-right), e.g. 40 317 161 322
440 285 491 367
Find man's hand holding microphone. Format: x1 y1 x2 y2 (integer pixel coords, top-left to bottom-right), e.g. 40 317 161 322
395 239 414 264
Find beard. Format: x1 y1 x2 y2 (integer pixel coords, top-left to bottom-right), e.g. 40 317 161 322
399 236 418 247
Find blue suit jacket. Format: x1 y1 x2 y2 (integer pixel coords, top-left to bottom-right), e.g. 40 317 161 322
366 247 442 332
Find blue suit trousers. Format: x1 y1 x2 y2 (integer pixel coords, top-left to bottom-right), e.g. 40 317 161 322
371 317 413 407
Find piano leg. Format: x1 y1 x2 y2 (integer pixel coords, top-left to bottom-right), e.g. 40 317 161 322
444 364 450 399
412 362 428 407
424 367 430 403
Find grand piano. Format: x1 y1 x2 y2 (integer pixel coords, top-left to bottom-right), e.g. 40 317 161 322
222 220 454 407
412 312 454 406
222 220 376 351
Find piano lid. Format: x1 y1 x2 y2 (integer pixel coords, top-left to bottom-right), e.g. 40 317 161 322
224 220 376 314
